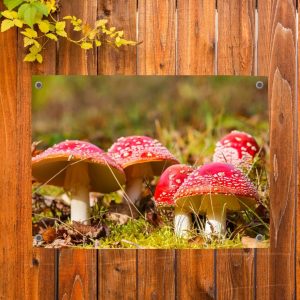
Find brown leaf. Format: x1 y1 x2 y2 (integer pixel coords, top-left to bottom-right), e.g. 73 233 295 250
41 227 57 244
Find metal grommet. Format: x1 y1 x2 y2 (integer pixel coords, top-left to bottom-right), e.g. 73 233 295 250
35 81 43 89
255 234 264 242
34 234 43 242
255 81 264 90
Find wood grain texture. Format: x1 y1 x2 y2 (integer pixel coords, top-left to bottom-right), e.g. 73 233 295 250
267 0 297 299
98 250 137 300
31 248 55 300
298 2 300 298
137 0 176 74
59 249 97 299
137 250 175 300
58 0 98 74
0 15 26 299
98 0 137 74
216 250 255 300
217 0 256 75
176 250 215 300
216 1 256 299
177 0 215 75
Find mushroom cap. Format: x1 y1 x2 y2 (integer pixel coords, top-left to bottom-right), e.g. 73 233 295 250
154 164 194 206
32 140 125 193
107 136 179 178
174 162 259 213
213 130 259 168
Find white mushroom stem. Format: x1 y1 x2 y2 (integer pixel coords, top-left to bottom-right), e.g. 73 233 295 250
204 206 226 235
174 207 192 238
123 177 143 207
64 162 90 224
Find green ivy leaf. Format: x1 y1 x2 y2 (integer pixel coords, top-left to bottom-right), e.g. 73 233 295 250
32 2 49 17
45 33 57 41
4 0 24 11
23 5 37 28
18 3 30 19
1 19 15 32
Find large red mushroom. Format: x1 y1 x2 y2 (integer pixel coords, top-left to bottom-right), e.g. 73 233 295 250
174 162 259 237
32 140 125 224
108 136 179 216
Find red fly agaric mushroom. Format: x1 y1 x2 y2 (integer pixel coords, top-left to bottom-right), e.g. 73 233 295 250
213 130 259 169
32 140 125 224
154 164 193 206
107 136 179 214
174 162 259 237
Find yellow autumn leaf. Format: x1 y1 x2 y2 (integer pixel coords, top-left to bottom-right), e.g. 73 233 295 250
1 19 15 32
95 39 101 47
21 28 38 38
95 19 107 28
56 30 67 37
24 37 35 47
38 21 50 33
1 10 17 20
55 21 66 31
81 42 93 50
36 54 43 64
24 53 36 62
13 19 23 28
45 33 58 41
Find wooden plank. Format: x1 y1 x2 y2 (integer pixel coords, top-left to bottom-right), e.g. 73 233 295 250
177 0 215 75
98 0 137 74
176 250 215 299
31 248 56 300
137 250 175 300
176 2 216 299
216 1 256 299
217 0 256 75
136 2 176 299
137 0 176 74
216 250 255 299
257 0 296 299
298 2 300 299
16 14 57 297
98 250 137 299
59 249 97 299
0 10 26 298
58 0 98 74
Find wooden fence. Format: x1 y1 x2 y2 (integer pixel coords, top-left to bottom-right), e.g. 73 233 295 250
0 0 298 299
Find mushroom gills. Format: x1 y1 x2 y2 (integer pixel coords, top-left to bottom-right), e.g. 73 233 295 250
64 162 91 224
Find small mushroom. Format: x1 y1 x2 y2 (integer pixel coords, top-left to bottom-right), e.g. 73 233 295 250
174 162 259 237
213 130 259 169
108 136 179 216
154 164 193 226
32 140 125 224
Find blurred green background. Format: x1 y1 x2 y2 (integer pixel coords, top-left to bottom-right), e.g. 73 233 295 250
32 76 268 166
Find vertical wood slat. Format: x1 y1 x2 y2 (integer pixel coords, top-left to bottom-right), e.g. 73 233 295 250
137 0 176 74
216 1 256 299
16 7 57 298
58 1 98 74
136 1 176 299
0 10 25 298
31 249 56 300
176 1 216 299
98 250 137 300
256 1 297 299
98 0 137 74
59 249 97 299
177 0 215 75
57 1 98 298
217 0 256 75
176 250 215 300
97 3 138 299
